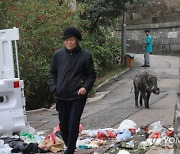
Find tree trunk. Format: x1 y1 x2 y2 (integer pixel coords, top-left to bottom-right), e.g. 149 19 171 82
58 0 77 11
70 0 77 11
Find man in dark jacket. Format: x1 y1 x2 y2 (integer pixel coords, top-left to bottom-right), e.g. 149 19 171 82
49 27 96 154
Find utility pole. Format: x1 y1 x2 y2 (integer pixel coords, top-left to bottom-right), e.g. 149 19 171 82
121 11 126 66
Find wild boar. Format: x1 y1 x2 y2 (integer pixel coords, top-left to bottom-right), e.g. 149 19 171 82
133 71 160 108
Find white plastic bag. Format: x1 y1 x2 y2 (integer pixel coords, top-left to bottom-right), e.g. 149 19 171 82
118 119 137 132
117 149 130 154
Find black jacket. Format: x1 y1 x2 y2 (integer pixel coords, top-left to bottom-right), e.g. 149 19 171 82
49 46 96 101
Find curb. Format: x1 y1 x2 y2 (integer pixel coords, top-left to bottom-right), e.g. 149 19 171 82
96 67 130 92
26 107 55 113
86 91 110 104
85 67 130 104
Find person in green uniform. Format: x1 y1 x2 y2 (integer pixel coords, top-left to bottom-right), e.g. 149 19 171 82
142 29 153 67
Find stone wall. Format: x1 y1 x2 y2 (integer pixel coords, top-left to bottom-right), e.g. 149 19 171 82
126 21 180 55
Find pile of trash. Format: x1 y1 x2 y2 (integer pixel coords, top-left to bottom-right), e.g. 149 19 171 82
77 119 137 150
76 120 174 153
0 124 64 154
0 119 174 154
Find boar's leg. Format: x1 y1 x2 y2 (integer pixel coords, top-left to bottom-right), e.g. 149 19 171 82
145 92 151 108
134 87 139 107
140 92 143 106
141 92 149 109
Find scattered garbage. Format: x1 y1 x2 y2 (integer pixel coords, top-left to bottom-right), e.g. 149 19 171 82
38 133 64 153
116 129 132 142
118 119 137 133
0 140 12 154
0 124 63 153
0 120 174 153
137 120 174 153
117 149 130 154
53 123 83 134
105 120 174 153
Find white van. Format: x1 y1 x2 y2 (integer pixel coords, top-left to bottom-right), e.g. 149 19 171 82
0 27 27 134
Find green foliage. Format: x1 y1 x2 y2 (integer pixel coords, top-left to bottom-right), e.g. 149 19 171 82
81 26 121 73
80 0 133 32
133 0 154 5
0 0 122 110
0 0 82 110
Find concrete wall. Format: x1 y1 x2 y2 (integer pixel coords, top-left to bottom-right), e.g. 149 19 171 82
126 21 180 55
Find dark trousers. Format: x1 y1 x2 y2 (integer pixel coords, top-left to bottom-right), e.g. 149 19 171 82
56 98 86 154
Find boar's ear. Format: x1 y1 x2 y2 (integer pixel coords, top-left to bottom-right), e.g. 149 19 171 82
147 74 151 81
148 74 157 82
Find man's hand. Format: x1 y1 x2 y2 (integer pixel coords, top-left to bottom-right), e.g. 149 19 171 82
78 87 87 95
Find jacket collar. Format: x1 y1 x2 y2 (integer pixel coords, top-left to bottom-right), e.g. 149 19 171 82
65 44 81 54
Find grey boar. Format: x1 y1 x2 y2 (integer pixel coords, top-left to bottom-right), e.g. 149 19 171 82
133 71 160 108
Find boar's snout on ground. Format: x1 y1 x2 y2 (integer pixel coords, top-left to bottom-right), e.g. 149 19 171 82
133 71 160 109
151 87 160 94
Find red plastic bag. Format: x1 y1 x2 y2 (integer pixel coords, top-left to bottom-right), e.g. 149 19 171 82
106 131 116 138
96 132 106 139
53 124 83 134
129 128 136 134
79 124 83 133
166 131 173 137
149 132 161 138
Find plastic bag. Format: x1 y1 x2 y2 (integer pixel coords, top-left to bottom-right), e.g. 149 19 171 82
118 119 137 132
0 144 12 154
53 123 83 134
96 132 106 140
21 123 36 135
81 129 98 137
146 121 168 137
116 129 132 142
38 133 64 153
106 131 116 138
117 149 130 154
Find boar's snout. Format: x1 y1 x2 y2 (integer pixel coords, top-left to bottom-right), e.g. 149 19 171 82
152 87 160 94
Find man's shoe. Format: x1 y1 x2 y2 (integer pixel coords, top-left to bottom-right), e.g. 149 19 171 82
141 65 146 67
146 65 150 67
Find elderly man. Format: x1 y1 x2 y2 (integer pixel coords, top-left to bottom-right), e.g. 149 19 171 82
49 27 96 154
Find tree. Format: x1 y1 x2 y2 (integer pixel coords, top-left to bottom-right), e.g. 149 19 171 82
81 0 133 32
0 0 81 110
132 0 154 6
